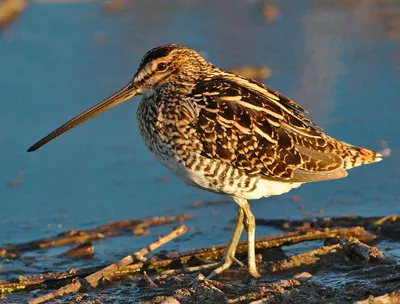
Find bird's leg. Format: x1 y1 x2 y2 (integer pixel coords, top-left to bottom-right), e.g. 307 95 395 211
206 206 244 279
240 199 261 278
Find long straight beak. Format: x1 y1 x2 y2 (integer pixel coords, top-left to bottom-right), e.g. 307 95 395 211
27 82 138 152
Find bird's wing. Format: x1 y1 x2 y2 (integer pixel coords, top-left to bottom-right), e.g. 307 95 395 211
187 74 348 183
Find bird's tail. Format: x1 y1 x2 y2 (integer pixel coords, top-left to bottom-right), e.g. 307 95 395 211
327 138 382 170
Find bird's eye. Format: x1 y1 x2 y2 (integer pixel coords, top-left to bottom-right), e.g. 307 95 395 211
157 62 168 71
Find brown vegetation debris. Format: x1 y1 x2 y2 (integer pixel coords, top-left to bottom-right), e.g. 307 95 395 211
0 0 26 30
0 214 191 258
0 226 375 298
62 242 95 259
27 225 188 304
143 271 158 288
256 214 400 238
229 66 272 81
1 210 398 304
356 291 400 304
263 3 280 23
165 227 375 264
102 0 128 13
268 238 389 273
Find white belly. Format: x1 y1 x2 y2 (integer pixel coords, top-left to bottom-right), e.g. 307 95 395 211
151 150 302 200
182 155 302 199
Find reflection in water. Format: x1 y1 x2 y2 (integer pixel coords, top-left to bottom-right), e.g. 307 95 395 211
294 5 345 126
296 0 400 126
315 0 400 41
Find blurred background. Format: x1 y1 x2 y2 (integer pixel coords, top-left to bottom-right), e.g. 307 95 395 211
0 0 399 298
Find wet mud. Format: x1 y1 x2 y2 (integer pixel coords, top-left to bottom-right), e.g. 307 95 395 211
0 213 399 303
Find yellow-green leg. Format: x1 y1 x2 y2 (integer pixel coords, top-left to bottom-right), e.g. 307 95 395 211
206 206 245 279
240 199 261 278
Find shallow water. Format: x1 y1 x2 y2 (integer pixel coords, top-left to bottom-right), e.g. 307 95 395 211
0 0 399 302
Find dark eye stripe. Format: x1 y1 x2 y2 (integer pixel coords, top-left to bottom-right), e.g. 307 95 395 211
139 44 178 69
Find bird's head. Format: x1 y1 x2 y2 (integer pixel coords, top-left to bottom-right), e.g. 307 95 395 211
27 44 211 152
133 44 211 95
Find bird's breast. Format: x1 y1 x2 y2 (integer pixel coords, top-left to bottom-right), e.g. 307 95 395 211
136 95 192 173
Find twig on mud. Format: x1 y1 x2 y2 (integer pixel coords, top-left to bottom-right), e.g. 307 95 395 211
269 243 344 272
0 267 100 294
0 214 191 258
143 271 158 288
268 238 388 273
256 214 400 237
166 227 375 262
27 225 188 304
355 291 400 304
0 227 376 295
161 262 220 276
373 215 399 227
62 242 94 259
105 227 376 278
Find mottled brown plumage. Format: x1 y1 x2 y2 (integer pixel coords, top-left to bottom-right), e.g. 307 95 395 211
28 44 382 278
190 75 380 182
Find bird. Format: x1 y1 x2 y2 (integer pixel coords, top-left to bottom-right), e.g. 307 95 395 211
28 44 382 278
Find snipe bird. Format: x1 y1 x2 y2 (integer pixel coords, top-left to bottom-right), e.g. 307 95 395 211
28 44 382 278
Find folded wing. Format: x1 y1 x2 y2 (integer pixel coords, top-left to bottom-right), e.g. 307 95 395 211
187 74 378 183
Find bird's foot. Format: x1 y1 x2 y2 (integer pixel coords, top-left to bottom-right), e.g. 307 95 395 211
247 255 261 278
206 255 244 279
248 266 261 278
